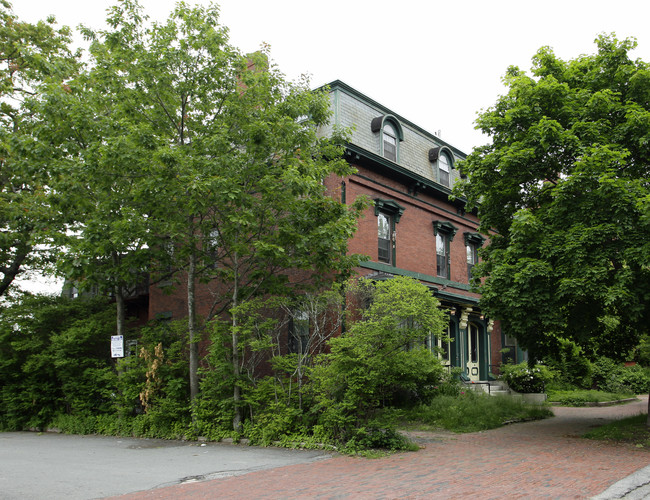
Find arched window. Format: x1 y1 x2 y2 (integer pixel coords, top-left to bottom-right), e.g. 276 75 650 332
383 122 397 161
438 152 450 186
371 115 403 162
428 147 454 187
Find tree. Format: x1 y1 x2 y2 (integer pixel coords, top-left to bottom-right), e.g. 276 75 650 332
311 276 448 440
56 0 366 430
0 294 115 430
456 34 650 415
0 1 78 298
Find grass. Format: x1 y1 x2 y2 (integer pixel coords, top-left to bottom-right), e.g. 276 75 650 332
547 389 636 406
584 414 650 448
394 390 553 433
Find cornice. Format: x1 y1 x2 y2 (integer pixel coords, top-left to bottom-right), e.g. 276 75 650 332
344 143 471 212
360 261 473 291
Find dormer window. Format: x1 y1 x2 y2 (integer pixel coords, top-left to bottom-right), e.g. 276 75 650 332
438 152 450 186
429 147 454 187
383 123 397 161
371 115 403 163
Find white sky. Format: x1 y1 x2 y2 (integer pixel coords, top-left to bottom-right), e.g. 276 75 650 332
10 0 650 294
13 0 650 154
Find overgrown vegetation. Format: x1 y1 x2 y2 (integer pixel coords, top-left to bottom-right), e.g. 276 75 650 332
396 391 553 433
498 337 650 407
0 279 554 452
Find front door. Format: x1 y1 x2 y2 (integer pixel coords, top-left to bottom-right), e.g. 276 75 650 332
467 323 480 381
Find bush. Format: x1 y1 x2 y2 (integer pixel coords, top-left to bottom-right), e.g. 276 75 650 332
543 338 592 389
0 295 116 430
500 362 553 393
310 277 448 442
634 334 650 366
591 357 650 394
342 425 416 454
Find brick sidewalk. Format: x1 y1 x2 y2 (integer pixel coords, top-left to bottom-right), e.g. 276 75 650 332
114 397 650 499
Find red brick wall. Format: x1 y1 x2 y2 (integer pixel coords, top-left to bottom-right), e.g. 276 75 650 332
344 165 483 293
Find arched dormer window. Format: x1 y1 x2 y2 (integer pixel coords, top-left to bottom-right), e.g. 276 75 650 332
383 122 397 161
429 147 454 187
371 115 404 162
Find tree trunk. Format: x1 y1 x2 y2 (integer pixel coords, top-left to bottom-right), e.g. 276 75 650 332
187 248 199 405
232 251 242 432
0 240 30 298
112 253 126 339
115 285 126 338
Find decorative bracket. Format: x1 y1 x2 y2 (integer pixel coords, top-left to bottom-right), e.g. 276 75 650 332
459 306 473 329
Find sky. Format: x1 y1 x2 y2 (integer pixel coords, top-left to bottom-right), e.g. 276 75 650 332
13 0 650 154
10 0 650 293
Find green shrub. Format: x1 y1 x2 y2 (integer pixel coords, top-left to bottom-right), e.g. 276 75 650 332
634 334 650 366
500 362 553 393
0 295 116 430
543 338 592 389
591 358 650 394
310 277 448 442
342 425 416 454
243 402 305 446
612 365 650 394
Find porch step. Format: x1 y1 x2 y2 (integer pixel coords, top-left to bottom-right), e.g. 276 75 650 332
467 380 511 396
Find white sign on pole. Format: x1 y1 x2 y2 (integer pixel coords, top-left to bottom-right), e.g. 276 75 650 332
111 335 124 358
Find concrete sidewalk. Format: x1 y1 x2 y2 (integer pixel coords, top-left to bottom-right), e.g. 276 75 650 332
112 397 650 499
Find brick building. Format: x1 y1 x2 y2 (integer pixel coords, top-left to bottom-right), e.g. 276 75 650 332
144 80 521 381
316 80 512 380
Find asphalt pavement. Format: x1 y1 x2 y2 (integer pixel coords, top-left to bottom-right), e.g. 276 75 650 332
0 432 331 499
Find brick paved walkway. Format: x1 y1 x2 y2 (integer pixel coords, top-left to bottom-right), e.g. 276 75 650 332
114 397 650 499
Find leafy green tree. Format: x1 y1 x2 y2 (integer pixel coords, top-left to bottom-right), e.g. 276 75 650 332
53 1 365 430
311 276 447 441
457 34 650 362
0 294 115 430
0 1 78 297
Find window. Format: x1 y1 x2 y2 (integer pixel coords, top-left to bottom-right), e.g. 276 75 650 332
371 115 403 162
438 152 450 186
436 233 448 278
433 221 458 279
205 228 220 270
377 212 392 264
383 123 397 161
469 323 478 364
288 311 310 354
502 333 528 365
374 199 405 266
464 232 485 281
466 242 478 278
428 147 454 187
